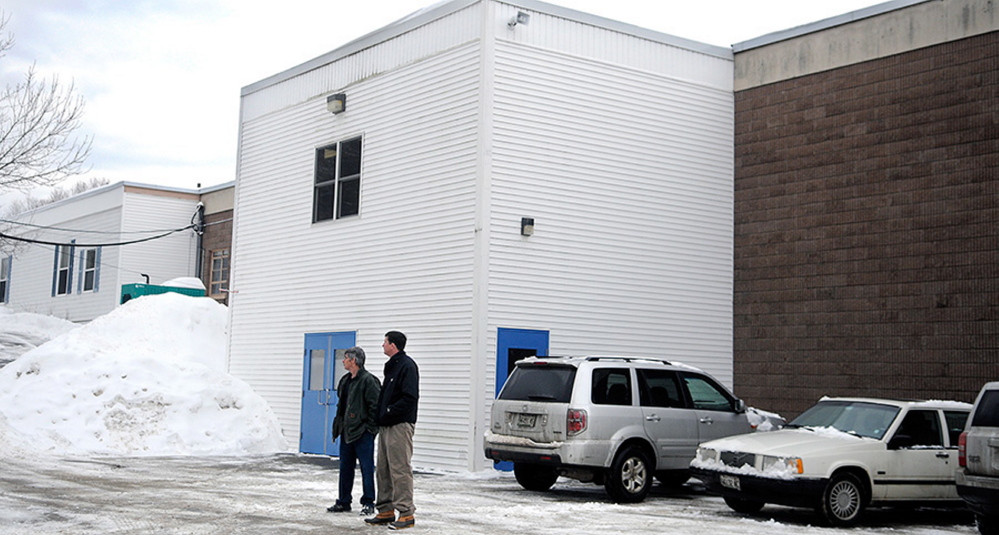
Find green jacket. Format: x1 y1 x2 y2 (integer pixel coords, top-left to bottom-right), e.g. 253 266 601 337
332 368 381 444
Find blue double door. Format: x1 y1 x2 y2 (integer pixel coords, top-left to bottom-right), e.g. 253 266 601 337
300 331 355 456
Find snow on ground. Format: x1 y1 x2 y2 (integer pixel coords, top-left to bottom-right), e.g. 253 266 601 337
0 293 287 457
0 306 77 366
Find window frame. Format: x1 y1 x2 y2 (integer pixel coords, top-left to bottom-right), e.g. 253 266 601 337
209 248 230 297
53 243 75 296
313 136 362 223
0 255 10 303
80 247 99 293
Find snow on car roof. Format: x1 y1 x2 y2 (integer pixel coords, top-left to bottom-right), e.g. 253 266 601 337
817 396 972 409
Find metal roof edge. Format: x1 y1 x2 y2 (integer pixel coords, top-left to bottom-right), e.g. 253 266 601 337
241 0 732 97
733 0 932 53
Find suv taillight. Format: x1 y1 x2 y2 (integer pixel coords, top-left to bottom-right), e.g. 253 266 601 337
958 431 967 467
567 409 587 436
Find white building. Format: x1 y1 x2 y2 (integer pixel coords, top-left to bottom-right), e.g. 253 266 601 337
1 182 203 322
229 0 734 472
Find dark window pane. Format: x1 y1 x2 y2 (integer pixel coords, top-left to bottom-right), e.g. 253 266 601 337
499 366 576 403
972 391 999 427
337 177 359 218
314 184 335 222
340 137 362 177
592 368 631 406
315 145 338 184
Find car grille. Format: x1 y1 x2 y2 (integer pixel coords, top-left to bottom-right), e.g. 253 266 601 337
719 451 756 469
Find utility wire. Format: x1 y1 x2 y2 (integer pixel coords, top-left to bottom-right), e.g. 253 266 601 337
0 218 193 235
0 225 196 247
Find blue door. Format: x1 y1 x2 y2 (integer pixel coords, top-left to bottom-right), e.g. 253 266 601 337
495 328 549 470
300 331 355 455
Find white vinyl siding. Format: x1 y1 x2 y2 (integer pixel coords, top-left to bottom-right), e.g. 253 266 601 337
231 38 482 471
231 0 734 473
4 184 199 323
488 40 734 383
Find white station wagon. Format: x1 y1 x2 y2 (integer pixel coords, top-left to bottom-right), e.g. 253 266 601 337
691 397 971 526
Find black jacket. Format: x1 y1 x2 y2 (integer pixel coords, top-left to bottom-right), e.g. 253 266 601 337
332 368 381 443
377 351 419 426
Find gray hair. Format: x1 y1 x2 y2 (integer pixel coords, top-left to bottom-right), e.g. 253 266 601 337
344 346 366 368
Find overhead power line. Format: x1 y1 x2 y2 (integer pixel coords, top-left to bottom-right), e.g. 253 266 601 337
0 224 196 247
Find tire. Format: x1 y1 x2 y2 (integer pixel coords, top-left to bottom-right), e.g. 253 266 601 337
977 513 999 535
656 470 689 488
819 472 865 526
513 462 558 492
604 446 652 503
724 496 765 515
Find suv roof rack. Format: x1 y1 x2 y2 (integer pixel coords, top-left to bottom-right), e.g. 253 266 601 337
583 356 672 365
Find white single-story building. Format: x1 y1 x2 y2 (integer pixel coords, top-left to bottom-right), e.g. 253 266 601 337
228 0 734 472
0 182 211 322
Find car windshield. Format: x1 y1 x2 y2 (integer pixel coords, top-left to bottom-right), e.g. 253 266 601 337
498 365 576 403
789 400 900 439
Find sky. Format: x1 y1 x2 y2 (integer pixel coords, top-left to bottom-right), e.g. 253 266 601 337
0 0 891 194
0 290 288 456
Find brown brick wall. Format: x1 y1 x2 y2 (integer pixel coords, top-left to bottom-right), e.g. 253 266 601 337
734 32 999 419
200 209 233 304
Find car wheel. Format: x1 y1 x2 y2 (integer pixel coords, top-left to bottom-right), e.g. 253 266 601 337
513 462 558 491
605 446 652 503
820 472 865 526
977 513 998 535
724 496 765 515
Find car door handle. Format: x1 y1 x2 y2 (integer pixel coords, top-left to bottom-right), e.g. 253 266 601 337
645 415 661 422
936 452 950 459
699 417 713 425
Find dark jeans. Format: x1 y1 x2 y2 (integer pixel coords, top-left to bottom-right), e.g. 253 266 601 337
337 431 375 506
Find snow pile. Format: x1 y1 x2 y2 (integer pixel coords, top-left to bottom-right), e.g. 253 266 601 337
0 306 78 365
0 293 288 456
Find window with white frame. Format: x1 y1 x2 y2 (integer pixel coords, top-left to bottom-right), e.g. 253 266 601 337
210 248 229 297
313 136 362 222
81 247 99 292
0 255 10 303
53 244 74 295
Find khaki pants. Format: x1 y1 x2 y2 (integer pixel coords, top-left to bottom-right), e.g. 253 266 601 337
375 422 415 516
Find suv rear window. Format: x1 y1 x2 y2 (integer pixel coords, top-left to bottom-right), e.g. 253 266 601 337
971 391 999 427
499 365 576 403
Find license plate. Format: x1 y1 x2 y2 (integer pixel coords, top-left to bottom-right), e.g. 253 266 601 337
720 474 741 491
516 413 537 428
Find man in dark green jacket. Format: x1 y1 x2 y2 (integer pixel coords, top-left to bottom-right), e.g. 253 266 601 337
328 346 381 515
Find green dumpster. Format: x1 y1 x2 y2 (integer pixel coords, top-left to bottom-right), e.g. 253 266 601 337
120 283 205 304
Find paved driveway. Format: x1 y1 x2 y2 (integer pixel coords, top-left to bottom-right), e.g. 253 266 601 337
0 453 976 534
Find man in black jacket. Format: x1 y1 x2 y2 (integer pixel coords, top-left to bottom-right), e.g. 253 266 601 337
364 331 419 530
327 346 380 515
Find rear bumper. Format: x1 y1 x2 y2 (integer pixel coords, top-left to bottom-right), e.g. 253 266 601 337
956 470 999 516
691 466 827 508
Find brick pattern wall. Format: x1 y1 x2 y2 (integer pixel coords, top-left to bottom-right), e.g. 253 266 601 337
200 210 233 305
734 32 999 418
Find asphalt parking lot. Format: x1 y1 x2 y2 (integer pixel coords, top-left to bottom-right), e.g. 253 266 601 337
0 453 977 535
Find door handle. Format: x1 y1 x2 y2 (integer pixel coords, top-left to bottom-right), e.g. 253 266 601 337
699 417 713 425
935 452 950 459
645 415 661 422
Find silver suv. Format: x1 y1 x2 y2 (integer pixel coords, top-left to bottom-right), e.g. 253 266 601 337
957 381 999 535
483 355 781 502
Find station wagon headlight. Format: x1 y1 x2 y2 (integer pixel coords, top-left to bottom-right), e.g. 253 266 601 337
697 447 718 462
761 455 803 475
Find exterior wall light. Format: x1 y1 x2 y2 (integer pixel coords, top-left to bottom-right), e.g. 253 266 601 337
508 11 530 28
327 93 346 114
521 217 534 236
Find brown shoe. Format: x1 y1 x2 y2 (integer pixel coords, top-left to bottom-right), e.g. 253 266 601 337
364 511 395 525
388 515 415 530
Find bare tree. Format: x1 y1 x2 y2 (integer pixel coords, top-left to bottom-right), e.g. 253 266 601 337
0 12 92 193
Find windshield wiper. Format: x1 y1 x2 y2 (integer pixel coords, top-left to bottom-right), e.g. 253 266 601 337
527 394 556 401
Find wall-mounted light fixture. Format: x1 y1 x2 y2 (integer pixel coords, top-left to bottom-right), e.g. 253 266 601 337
520 217 535 236
508 11 530 28
327 93 346 114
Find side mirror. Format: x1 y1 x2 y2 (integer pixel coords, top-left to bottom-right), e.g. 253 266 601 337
734 399 746 413
888 434 913 450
